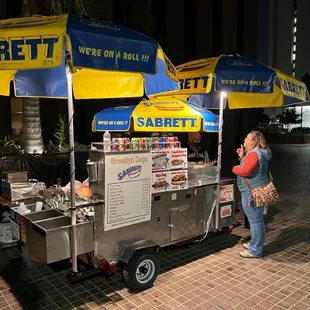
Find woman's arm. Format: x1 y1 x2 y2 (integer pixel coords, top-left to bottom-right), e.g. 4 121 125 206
232 152 259 177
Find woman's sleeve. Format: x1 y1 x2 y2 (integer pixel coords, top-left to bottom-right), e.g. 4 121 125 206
232 152 259 177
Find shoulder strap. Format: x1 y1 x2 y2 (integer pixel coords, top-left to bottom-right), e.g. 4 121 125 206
269 170 273 182
242 177 251 189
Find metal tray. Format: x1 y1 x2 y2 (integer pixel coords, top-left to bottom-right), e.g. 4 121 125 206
23 209 63 222
27 216 94 264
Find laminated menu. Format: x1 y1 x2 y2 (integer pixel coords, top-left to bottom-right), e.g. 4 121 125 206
151 150 171 171
152 171 170 193
151 148 188 172
170 148 188 170
170 170 188 191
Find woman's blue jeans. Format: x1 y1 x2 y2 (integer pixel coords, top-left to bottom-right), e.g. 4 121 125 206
241 189 265 257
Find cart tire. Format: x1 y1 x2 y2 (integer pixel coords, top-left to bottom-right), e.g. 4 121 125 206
122 250 160 292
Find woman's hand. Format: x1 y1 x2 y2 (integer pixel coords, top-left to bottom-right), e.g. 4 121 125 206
236 144 245 159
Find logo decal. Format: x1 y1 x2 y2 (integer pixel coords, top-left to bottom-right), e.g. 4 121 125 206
114 106 130 110
81 19 120 32
0 36 59 61
118 166 141 181
226 59 253 68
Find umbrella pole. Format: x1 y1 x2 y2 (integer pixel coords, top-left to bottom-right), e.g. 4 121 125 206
215 92 226 230
65 58 78 275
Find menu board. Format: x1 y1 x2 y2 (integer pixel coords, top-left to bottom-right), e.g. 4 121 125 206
170 148 188 170
104 152 152 231
220 185 234 203
151 150 170 171
151 148 188 172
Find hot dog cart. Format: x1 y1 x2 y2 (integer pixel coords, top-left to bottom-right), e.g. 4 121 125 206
11 98 236 292
18 53 310 291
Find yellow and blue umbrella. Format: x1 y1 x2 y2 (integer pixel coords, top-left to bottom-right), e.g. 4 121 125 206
171 55 309 109
93 97 219 133
154 55 309 233
0 14 179 98
0 14 180 273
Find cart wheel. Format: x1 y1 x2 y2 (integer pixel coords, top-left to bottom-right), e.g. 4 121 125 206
122 250 160 292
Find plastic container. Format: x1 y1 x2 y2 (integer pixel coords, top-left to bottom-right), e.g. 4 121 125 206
16 202 31 215
103 131 111 152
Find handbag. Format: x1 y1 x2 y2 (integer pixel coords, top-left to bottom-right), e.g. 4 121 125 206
243 171 279 207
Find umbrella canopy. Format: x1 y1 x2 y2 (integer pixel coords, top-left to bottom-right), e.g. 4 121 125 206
170 55 309 109
0 14 179 98
0 14 180 275
92 97 219 133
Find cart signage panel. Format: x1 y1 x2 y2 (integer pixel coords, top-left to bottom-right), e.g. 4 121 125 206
104 152 152 231
220 205 232 218
220 185 234 203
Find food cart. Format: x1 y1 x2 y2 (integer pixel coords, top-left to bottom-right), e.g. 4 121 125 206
3 37 309 291
0 13 179 279
11 97 236 292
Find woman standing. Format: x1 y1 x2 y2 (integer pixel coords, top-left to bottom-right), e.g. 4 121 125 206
232 131 272 258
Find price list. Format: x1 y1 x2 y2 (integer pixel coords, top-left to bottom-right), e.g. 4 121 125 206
107 179 150 224
104 152 152 231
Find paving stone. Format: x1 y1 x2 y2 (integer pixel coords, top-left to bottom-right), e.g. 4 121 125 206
1 145 310 309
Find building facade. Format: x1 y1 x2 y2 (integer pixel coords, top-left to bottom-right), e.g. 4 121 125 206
265 0 310 127
1 0 309 155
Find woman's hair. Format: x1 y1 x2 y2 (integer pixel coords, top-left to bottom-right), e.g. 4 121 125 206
249 131 271 152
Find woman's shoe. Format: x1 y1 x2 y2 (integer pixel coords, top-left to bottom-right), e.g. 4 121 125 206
239 249 258 258
240 236 251 243
243 242 250 249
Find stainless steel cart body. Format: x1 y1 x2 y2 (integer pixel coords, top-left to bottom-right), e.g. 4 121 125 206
88 150 236 267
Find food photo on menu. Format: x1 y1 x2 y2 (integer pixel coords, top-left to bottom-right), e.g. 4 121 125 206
152 151 170 170
171 158 184 166
171 173 187 185
152 171 170 192
170 170 188 190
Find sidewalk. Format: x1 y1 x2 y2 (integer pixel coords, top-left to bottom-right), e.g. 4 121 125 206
1 192 310 310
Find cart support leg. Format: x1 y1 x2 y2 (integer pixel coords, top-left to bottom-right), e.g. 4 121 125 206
65 57 78 275
215 92 227 230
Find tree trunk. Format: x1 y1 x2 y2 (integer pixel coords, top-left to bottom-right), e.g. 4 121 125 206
21 98 44 154
20 0 44 154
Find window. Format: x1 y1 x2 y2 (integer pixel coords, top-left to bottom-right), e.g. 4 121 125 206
292 1 297 77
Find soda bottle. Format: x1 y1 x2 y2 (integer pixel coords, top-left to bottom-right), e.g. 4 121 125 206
103 131 111 152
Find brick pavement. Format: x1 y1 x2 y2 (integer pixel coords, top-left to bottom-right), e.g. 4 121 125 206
1 145 310 310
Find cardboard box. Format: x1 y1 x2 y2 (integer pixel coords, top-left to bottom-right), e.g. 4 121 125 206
3 171 28 183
